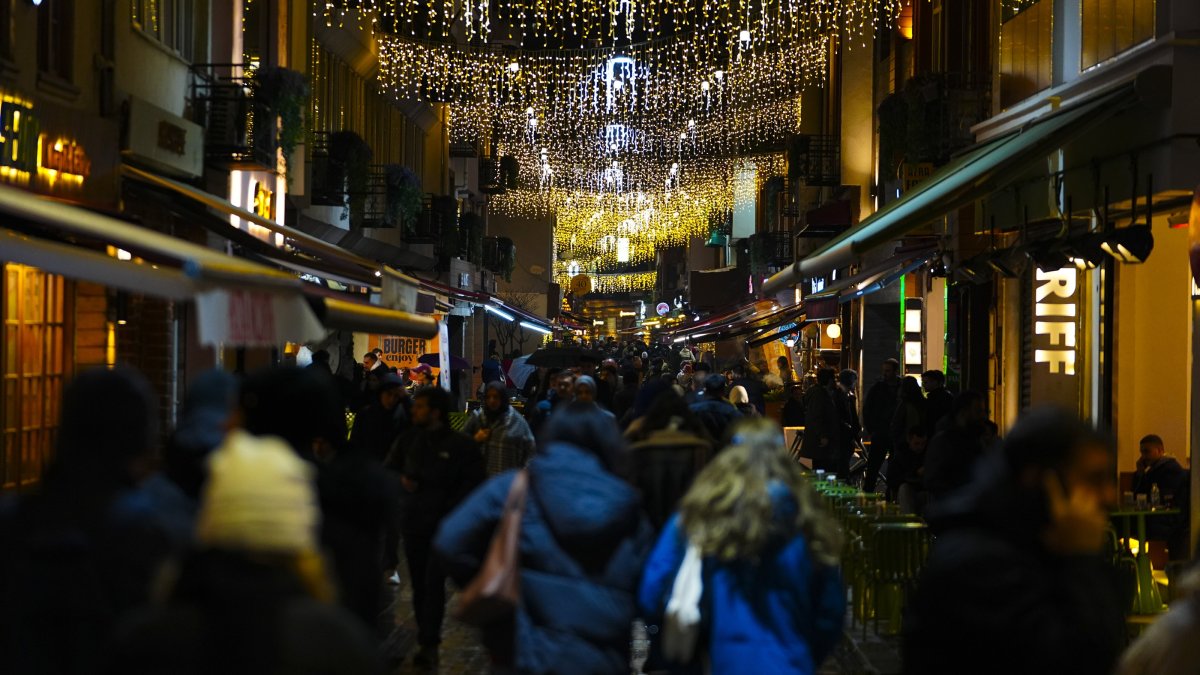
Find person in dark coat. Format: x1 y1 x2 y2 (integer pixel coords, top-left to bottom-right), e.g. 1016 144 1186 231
109 431 381 675
612 368 640 421
689 374 743 444
349 373 410 463
904 408 1124 675
239 367 398 636
922 391 988 502
921 369 954 435
1132 434 1190 557
435 403 656 674
640 418 845 674
862 358 901 493
801 368 841 473
835 369 861 478
386 386 485 668
886 376 928 500
781 383 806 427
0 367 171 675
626 388 714 531
730 363 767 415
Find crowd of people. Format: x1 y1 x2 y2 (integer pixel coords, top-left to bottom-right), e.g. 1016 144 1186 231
1 338 1198 674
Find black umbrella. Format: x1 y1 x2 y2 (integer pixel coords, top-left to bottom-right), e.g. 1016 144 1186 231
526 346 605 369
417 353 471 370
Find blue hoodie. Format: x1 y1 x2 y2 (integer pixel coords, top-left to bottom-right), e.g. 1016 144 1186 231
435 442 655 674
638 483 845 674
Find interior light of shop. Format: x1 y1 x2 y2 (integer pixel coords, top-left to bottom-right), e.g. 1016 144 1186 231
485 305 515 321
1100 224 1154 264
905 310 922 334
619 311 636 317
673 336 688 343
904 340 922 366
520 321 552 335
116 248 132 261
825 323 842 340
593 320 605 326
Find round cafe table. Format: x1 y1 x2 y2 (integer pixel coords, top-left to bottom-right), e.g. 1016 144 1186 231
1110 508 1180 615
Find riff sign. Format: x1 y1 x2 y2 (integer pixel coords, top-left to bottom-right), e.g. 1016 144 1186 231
1029 266 1081 412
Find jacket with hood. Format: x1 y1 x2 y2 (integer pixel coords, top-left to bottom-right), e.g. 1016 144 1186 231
628 428 713 532
903 454 1126 675
638 483 845 675
434 442 655 674
688 395 743 444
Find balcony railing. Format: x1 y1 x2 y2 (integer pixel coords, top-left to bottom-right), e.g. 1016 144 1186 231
878 72 991 183
748 231 794 271
190 63 278 170
482 236 516 281
788 135 840 187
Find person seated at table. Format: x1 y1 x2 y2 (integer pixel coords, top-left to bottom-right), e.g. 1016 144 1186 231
1133 434 1190 559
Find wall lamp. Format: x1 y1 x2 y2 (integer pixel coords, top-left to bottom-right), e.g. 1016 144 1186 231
1100 224 1154 264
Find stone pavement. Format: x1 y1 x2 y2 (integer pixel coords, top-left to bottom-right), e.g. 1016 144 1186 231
379 570 902 674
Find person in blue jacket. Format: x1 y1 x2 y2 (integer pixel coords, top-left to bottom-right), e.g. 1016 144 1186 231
435 402 655 674
639 417 845 674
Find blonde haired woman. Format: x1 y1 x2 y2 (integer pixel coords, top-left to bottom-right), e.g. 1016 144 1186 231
638 418 845 674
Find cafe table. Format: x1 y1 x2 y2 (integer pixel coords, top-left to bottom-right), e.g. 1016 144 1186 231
1110 508 1180 614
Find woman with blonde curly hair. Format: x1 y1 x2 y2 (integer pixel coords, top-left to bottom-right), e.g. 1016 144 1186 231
638 417 845 674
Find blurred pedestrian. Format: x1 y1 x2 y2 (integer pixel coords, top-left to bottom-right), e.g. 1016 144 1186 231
612 368 640 421
387 386 484 668
0 367 172 674
689 374 743 444
729 385 759 418
436 403 655 673
349 373 410 463
922 369 954 435
887 376 928 500
801 368 840 473
922 391 988 502
904 408 1123 674
626 388 714 531
639 418 845 674
464 381 535 476
834 369 861 478
781 383 806 427
862 358 901 492
110 430 381 674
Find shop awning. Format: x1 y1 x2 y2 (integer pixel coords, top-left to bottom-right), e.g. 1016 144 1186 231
761 74 1155 297
805 246 939 304
306 296 440 339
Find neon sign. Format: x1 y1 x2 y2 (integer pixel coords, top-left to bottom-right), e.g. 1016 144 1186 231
0 94 90 187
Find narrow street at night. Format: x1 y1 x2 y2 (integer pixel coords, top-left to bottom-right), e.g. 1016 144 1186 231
3 0 1200 673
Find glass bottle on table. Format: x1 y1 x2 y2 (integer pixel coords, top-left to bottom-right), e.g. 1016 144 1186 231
1151 483 1161 509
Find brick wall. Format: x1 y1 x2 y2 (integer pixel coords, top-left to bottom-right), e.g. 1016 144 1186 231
74 281 109 370
115 295 176 438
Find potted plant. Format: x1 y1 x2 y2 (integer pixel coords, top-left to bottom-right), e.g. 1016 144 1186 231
252 66 310 175
328 130 372 226
384 164 423 231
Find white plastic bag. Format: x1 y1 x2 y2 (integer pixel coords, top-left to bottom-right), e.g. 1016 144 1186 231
661 542 703 662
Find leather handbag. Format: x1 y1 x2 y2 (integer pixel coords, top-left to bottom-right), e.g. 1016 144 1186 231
454 469 529 626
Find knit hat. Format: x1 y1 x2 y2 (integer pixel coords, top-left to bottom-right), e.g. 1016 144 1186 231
196 429 320 554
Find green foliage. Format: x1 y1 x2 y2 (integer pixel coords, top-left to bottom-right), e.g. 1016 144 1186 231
252 66 310 176
329 131 372 226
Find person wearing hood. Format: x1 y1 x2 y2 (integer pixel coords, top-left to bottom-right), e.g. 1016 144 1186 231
435 403 655 673
110 430 381 674
689 374 743 444
574 374 615 418
1 367 172 674
729 384 759 418
903 408 1123 675
464 381 536 476
800 369 840 473
639 418 845 674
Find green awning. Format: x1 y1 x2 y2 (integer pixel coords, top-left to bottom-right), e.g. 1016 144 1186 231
762 71 1162 297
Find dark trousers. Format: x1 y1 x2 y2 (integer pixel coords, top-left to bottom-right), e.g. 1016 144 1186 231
403 533 446 647
864 442 891 493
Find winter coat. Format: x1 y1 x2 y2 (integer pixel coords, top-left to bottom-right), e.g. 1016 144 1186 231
689 396 743 445
638 486 845 675
862 378 900 442
108 550 381 675
800 386 840 462
924 387 954 435
0 487 172 675
903 455 1126 675
463 405 536 476
387 426 485 536
628 428 713 531
349 402 408 463
435 442 655 674
922 417 985 500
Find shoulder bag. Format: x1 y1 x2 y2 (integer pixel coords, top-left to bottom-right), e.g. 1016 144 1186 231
454 469 528 626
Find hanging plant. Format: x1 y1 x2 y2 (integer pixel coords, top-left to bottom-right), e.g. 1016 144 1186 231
252 66 310 176
329 130 372 225
384 164 423 231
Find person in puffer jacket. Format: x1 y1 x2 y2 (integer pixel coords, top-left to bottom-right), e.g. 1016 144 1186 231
639 418 845 675
435 402 655 674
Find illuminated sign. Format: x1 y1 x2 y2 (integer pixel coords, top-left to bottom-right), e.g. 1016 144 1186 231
229 170 285 246
252 181 275 220
0 94 89 188
1033 267 1077 375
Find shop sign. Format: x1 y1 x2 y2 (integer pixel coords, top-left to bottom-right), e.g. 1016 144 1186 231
902 162 934 193
124 96 203 178
0 94 91 188
366 334 435 370
229 169 285 246
1029 266 1081 412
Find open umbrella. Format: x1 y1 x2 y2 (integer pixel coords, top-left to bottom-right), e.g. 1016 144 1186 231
526 346 606 369
506 354 537 389
418 353 471 370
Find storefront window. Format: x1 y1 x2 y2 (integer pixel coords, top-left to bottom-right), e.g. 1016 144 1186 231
998 0 1052 110
37 0 73 81
2 264 68 491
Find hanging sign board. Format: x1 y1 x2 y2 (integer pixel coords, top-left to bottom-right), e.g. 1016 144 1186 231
1028 266 1081 412
196 288 326 347
438 321 452 391
364 334 436 370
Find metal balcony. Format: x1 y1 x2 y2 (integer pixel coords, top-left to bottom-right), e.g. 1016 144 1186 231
189 63 278 170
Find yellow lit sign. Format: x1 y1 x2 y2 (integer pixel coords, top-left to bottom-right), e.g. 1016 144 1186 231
1034 267 1078 375
0 93 89 188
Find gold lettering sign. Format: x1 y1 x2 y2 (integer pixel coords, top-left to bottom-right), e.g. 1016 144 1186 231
156 120 187 156
252 181 274 220
0 93 89 188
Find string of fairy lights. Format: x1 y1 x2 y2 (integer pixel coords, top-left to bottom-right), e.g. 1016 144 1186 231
320 1 901 295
